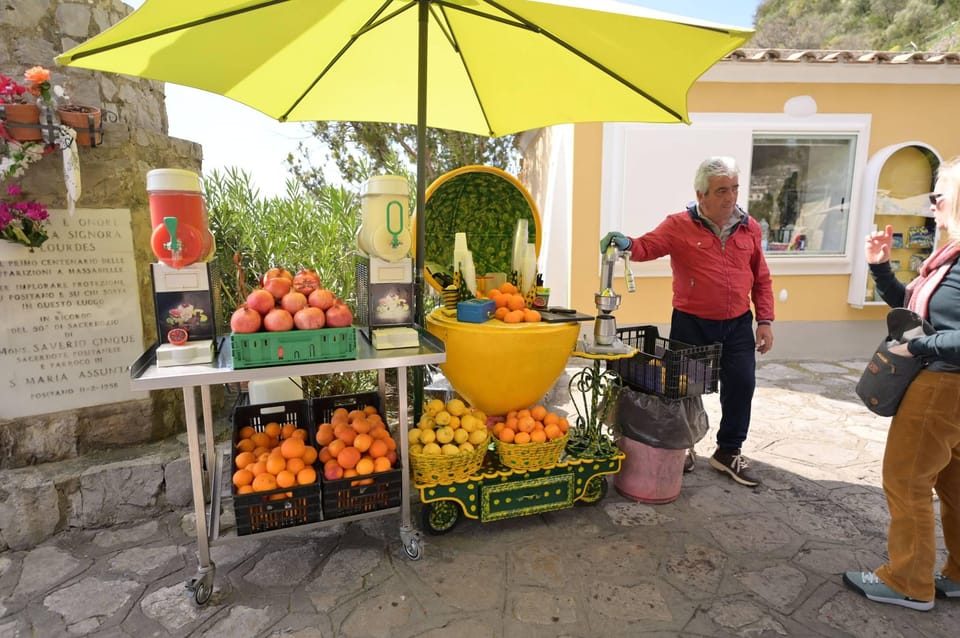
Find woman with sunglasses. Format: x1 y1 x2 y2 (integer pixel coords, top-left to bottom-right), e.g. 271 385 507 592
844 158 960 611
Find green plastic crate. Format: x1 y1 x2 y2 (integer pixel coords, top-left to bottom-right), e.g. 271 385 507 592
230 327 356 369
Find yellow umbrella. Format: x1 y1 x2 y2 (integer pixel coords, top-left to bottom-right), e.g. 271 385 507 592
56 0 751 315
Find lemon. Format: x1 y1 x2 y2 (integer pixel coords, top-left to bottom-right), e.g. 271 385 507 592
472 409 488 424
460 414 478 432
408 428 422 445
422 442 442 455
448 415 460 429
468 429 488 446
445 398 467 417
458 442 475 453
435 426 455 444
434 410 451 426
453 428 469 445
425 398 445 416
419 428 437 445
418 415 436 430
409 443 424 455
441 443 460 456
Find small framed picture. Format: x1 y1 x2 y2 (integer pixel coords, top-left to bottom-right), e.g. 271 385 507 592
892 232 904 249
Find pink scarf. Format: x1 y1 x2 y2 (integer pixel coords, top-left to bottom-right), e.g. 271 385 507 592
905 240 960 319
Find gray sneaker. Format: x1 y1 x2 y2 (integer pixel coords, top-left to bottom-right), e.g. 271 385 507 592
843 571 934 611
709 449 760 487
935 572 960 599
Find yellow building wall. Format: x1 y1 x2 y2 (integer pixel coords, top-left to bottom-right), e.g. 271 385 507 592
569 80 960 327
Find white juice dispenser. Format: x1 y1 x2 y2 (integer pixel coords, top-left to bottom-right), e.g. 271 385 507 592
357 175 412 262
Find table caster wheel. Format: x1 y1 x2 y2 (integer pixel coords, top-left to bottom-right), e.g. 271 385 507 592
421 500 461 535
402 535 422 560
185 563 215 606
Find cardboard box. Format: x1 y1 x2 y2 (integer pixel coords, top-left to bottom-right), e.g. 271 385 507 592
151 262 220 344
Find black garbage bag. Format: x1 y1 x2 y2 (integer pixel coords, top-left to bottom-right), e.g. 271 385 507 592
615 387 709 450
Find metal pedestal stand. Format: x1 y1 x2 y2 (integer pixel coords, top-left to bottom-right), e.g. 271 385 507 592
567 340 637 460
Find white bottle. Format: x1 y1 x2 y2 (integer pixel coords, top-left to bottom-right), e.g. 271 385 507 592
511 219 528 277
521 242 537 294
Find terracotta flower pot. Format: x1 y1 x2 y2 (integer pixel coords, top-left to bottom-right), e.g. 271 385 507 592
0 103 42 142
57 105 102 146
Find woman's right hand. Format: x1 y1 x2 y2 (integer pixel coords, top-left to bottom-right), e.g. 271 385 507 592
865 224 893 264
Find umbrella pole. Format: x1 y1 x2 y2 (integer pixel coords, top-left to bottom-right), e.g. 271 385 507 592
412 0 428 446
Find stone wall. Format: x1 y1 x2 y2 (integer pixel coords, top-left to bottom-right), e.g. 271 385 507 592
1 1 214 548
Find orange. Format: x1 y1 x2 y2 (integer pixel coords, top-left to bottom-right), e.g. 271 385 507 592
249 432 270 449
332 407 349 421
493 294 510 309
235 451 256 470
352 418 371 434
543 412 560 426
264 421 282 438
369 425 389 440
281 422 297 439
251 473 278 492
286 457 306 475
368 439 388 459
500 282 518 294
517 416 535 433
363 405 379 416
235 438 255 453
487 288 502 299
237 485 254 495
276 470 297 489
494 306 510 320
265 454 286 475
353 433 373 453
316 423 335 446
506 294 526 311
300 446 318 465
530 429 547 443
232 468 253 489
347 409 366 422
373 456 393 472
292 428 309 441
491 421 505 437
337 446 361 470
385 437 396 451
338 428 358 446
523 309 541 323
544 423 563 440
252 446 270 459
343 468 359 478
558 417 569 433
326 438 346 458
238 425 256 440
355 457 375 475
318 447 333 464
297 466 317 485
280 437 306 460
323 460 343 481
504 309 524 323
514 431 531 444
498 427 516 443
530 405 547 421
250 460 268 477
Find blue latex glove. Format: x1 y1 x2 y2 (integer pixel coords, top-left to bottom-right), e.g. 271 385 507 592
601 231 630 251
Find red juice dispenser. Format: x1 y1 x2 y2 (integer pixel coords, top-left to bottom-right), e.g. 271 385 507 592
147 168 215 268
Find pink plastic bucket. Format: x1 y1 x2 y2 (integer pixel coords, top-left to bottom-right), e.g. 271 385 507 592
614 437 685 504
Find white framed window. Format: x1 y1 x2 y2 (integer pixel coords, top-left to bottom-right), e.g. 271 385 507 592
600 112 872 276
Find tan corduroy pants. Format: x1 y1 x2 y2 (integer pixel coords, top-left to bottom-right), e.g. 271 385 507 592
875 369 960 601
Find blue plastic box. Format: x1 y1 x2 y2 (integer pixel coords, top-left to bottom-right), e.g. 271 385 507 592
457 298 495 323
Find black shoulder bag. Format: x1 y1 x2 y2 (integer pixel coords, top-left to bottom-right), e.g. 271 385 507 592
856 308 933 417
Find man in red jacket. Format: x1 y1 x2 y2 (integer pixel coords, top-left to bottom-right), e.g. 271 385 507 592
602 156 775 487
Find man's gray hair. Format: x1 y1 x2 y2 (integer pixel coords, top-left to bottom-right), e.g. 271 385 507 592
694 156 739 194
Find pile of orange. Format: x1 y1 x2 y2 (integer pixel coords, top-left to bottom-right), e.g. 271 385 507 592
232 421 319 497
485 282 541 323
316 404 397 486
492 404 569 444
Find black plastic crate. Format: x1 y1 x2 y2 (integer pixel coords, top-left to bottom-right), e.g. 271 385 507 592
231 399 321 536
607 325 721 399
309 391 402 519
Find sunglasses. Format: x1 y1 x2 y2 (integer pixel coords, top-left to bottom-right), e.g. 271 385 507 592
929 193 944 206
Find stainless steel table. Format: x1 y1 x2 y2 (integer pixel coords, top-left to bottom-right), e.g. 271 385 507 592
129 329 445 604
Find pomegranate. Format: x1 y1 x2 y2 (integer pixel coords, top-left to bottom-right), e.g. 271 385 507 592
308 287 336 311
292 269 321 296
261 267 293 286
325 301 354 328
293 307 326 330
280 291 308 315
263 276 292 300
246 288 275 316
230 306 262 333
263 307 294 332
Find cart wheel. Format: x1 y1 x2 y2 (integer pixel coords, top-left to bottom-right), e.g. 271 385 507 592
403 535 422 560
192 580 213 605
422 501 461 535
578 475 609 505
186 568 215 606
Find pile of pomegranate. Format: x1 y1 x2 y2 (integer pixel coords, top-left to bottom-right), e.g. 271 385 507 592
230 267 354 334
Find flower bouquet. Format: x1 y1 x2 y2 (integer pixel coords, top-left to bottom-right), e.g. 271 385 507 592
0 184 49 250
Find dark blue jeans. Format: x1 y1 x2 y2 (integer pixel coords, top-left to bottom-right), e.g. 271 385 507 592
670 309 756 451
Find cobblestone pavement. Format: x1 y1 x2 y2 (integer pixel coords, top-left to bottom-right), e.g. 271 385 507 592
1 358 959 637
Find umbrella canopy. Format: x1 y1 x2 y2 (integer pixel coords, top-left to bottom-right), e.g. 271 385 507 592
56 0 751 316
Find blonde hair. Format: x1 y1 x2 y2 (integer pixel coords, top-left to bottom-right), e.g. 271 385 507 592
937 156 960 241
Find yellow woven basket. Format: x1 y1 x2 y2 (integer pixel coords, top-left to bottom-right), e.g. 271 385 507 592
494 434 569 471
409 432 490 485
